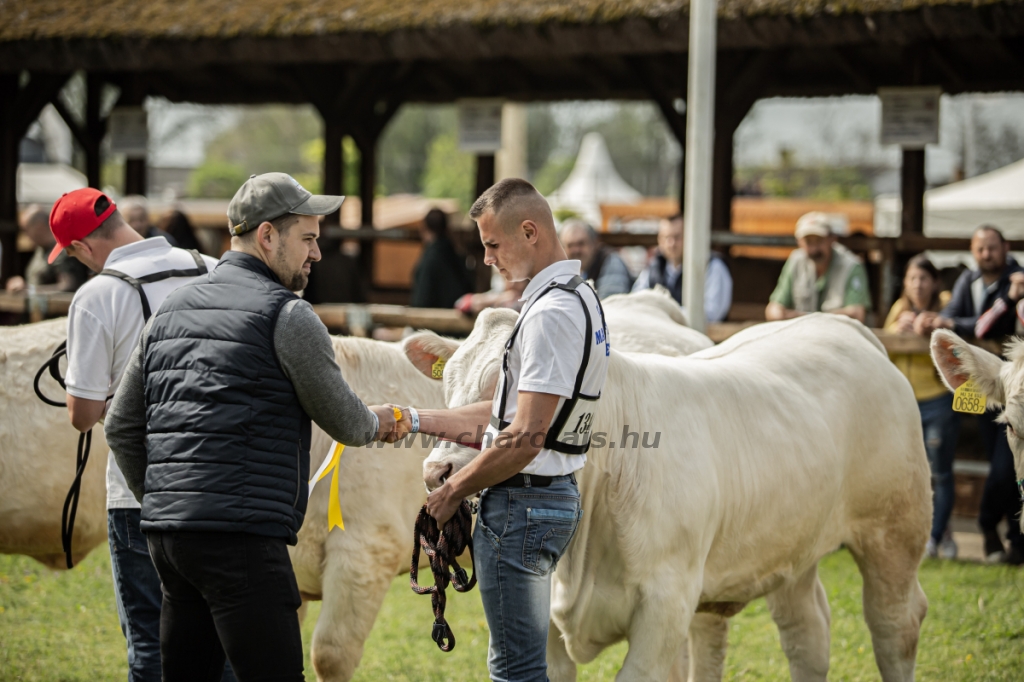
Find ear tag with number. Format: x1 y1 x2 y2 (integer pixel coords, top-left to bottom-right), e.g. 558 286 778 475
431 357 446 380
953 379 987 415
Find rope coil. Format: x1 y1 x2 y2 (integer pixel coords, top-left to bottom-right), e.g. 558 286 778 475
410 501 476 652
33 340 93 569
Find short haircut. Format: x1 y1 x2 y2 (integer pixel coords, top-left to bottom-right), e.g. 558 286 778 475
559 218 597 242
424 208 448 237
236 212 301 246
469 178 549 225
974 224 1006 243
666 212 684 223
89 208 126 240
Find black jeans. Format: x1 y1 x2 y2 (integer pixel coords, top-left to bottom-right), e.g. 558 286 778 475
978 413 1024 549
147 531 304 682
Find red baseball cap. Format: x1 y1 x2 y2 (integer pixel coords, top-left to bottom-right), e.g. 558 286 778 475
48 188 117 263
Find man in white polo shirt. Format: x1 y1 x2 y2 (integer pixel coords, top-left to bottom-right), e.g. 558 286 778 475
408 178 609 682
48 188 226 682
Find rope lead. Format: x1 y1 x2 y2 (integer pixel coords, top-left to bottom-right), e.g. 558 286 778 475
410 501 477 652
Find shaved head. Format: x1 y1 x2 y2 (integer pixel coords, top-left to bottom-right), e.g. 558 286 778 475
469 178 555 234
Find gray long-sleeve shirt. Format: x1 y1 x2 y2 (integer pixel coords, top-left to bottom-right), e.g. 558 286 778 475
105 298 378 502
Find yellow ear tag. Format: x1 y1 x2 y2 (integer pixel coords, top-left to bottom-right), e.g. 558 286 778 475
953 379 987 415
431 357 446 380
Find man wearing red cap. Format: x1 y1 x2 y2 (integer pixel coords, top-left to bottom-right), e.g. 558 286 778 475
50 187 225 682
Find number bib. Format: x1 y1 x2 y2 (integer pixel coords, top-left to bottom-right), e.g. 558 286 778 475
953 379 987 415
549 394 598 450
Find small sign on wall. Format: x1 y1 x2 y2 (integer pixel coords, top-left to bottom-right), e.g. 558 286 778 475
458 99 503 153
108 107 148 158
879 87 941 148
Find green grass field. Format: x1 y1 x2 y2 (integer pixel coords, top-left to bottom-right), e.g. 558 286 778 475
1 548 1022 681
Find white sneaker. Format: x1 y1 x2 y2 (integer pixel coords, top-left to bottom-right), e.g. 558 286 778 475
925 538 938 558
939 537 958 560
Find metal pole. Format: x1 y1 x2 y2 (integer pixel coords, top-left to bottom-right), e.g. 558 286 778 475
682 0 717 332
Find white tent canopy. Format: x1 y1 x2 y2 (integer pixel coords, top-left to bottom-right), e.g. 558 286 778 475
547 132 641 226
875 157 1024 238
17 163 87 206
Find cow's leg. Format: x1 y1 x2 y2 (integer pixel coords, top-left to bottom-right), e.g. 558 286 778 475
546 620 577 682
617 581 698 682
686 614 729 682
848 539 928 682
666 637 690 682
764 563 830 682
309 540 401 682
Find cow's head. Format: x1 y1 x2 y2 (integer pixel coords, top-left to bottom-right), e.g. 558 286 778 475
931 329 1024 530
403 308 519 489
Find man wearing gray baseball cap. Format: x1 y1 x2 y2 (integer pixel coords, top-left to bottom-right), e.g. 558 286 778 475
105 173 409 681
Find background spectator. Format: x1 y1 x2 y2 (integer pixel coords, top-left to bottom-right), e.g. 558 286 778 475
120 196 177 246
410 208 471 308
885 255 959 559
558 219 632 298
157 209 203 253
4 205 89 293
924 225 1024 564
632 213 732 323
766 211 870 323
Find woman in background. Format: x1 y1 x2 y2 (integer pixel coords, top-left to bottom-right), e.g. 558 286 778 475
885 255 959 559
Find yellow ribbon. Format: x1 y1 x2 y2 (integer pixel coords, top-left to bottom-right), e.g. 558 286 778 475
313 408 404 533
315 442 346 531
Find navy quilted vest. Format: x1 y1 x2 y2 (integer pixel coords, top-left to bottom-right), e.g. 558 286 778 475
140 251 311 544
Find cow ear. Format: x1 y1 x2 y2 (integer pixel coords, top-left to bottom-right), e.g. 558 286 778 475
403 332 460 380
930 329 1006 403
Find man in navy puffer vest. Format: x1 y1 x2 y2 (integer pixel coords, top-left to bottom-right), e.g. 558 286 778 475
105 173 408 681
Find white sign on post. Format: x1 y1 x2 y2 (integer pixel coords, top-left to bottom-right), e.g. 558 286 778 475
108 107 148 158
457 99 503 153
879 87 941 148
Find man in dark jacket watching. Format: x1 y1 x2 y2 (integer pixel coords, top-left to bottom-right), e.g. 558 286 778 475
104 173 407 681
919 224 1024 564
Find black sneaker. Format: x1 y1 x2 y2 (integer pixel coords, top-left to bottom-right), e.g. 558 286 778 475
1006 544 1024 566
984 529 1007 563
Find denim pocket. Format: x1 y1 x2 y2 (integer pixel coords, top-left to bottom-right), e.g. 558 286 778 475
522 506 581 576
476 490 507 549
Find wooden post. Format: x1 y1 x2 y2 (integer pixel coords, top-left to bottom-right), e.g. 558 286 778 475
0 75 19 285
124 158 147 196
475 154 496 201
322 119 344 226
355 130 377 293
84 74 104 189
711 111 736 232
901 148 926 235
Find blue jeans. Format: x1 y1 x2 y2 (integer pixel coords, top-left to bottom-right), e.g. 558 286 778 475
918 394 961 542
474 475 582 682
108 509 237 682
978 411 1024 549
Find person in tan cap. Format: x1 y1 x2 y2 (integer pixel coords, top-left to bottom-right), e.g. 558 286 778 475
104 173 408 681
765 211 871 323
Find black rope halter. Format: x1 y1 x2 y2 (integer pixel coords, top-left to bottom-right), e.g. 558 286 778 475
33 341 95 569
410 501 477 652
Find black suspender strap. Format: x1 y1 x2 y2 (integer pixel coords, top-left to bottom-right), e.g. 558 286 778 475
98 249 208 322
490 275 608 456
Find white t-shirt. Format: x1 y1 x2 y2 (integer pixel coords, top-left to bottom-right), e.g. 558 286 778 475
487 259 610 476
64 238 218 509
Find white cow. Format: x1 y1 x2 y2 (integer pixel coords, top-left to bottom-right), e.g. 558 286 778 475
406 311 931 682
0 318 108 568
930 329 1024 532
602 288 712 357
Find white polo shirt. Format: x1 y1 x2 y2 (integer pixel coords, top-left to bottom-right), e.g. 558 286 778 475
487 259 610 476
65 238 218 509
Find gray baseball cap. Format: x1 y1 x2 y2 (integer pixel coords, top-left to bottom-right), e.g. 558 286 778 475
227 172 344 236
